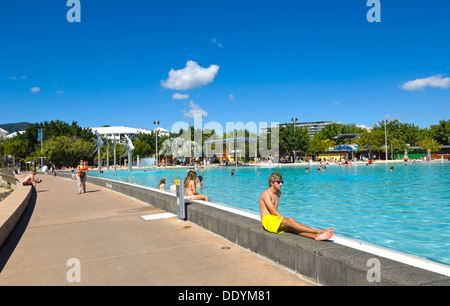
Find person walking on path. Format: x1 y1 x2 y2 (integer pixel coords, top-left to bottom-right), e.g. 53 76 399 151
76 160 88 194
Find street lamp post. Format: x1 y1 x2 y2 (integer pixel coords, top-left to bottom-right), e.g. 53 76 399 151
291 117 298 162
37 128 44 169
291 117 298 131
384 119 388 161
153 120 160 167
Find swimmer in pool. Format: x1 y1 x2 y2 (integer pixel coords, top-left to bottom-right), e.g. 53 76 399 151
259 172 334 241
196 175 204 188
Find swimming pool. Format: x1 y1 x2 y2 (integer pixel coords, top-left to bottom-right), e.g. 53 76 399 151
90 162 450 266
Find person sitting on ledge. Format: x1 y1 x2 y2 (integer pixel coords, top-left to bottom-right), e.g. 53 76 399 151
184 171 209 201
259 172 333 241
22 170 42 186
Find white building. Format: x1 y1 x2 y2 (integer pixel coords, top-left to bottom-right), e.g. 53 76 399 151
6 131 25 138
260 121 333 137
90 126 169 144
152 127 170 136
0 128 8 138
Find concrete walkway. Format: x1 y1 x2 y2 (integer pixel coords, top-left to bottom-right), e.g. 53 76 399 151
0 174 315 286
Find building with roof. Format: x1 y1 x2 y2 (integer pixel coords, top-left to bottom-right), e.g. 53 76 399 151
260 121 333 137
6 131 25 138
0 128 8 138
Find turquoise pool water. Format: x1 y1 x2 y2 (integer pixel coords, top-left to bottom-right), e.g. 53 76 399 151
91 162 450 266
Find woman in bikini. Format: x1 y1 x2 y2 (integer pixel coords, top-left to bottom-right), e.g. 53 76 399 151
184 171 209 201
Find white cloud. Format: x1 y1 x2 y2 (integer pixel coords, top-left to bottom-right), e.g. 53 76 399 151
161 60 219 91
211 37 223 48
56 90 64 95
229 94 235 101
183 100 208 119
30 87 41 94
400 74 450 91
8 76 26 80
172 93 189 100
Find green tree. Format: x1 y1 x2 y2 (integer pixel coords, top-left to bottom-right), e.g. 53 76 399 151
44 136 93 168
279 126 309 154
133 139 153 158
355 129 385 157
416 137 442 153
133 131 169 158
389 138 408 158
4 138 29 160
0 137 7 165
18 120 94 160
372 120 428 146
314 123 365 144
308 137 327 154
428 119 450 145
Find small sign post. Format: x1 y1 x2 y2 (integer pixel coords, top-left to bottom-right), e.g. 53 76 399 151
175 179 186 220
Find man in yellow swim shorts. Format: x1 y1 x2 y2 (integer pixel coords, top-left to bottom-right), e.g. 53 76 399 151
259 172 334 241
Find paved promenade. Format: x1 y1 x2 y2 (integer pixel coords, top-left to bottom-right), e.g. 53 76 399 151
0 174 314 286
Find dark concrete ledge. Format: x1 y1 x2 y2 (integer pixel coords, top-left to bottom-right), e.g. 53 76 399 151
57 172 450 286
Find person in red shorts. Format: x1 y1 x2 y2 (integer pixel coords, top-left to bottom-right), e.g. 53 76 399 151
22 170 42 186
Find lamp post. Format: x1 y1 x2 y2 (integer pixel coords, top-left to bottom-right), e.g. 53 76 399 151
234 129 237 168
153 120 160 167
291 117 298 162
113 135 117 173
291 117 298 131
38 128 44 169
384 119 388 161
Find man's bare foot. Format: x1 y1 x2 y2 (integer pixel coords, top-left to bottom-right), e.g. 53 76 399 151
315 228 334 241
319 227 334 234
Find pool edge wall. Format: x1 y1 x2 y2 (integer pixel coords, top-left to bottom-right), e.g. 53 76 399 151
58 172 450 286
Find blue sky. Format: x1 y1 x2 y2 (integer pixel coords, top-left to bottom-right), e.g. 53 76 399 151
1 0 449 132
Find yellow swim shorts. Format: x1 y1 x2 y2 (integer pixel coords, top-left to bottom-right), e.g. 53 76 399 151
262 215 285 234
